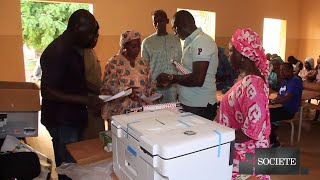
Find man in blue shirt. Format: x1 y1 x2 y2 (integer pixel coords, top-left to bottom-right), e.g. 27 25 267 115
269 62 303 147
157 10 218 120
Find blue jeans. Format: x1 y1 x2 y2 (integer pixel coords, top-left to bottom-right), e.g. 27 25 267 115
46 127 83 167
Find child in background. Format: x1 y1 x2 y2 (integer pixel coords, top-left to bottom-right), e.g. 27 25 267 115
315 56 320 83
313 55 320 121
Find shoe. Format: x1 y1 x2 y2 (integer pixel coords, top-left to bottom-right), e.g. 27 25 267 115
270 141 281 148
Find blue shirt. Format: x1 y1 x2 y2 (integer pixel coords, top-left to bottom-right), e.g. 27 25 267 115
178 28 218 107
278 76 303 114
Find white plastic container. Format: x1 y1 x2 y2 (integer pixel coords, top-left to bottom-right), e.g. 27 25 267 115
111 109 235 180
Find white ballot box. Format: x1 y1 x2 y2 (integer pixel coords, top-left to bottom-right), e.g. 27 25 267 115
111 109 235 180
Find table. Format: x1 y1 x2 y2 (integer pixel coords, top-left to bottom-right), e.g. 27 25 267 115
66 138 112 165
297 90 320 142
217 90 278 102
217 88 320 143
67 138 119 179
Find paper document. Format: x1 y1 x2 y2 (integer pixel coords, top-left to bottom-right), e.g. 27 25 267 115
99 88 132 102
171 59 191 74
140 92 162 103
143 102 181 111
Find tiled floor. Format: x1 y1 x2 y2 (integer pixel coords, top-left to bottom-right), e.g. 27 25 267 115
26 108 320 180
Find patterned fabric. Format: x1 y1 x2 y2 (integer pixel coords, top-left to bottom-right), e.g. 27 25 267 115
218 75 271 180
141 33 182 103
101 54 156 120
268 71 278 90
216 47 238 90
274 56 284 64
305 57 314 67
231 28 269 81
316 65 320 83
119 31 141 54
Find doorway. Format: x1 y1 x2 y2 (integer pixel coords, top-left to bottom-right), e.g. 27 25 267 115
262 18 287 59
20 0 92 82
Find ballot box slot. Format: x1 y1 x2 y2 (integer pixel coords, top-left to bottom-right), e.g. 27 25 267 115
140 146 153 158
229 140 235 166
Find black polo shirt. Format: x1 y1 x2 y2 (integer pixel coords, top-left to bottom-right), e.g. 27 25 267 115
40 30 88 128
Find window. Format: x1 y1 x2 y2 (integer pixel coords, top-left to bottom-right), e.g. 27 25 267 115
263 18 287 59
177 8 216 40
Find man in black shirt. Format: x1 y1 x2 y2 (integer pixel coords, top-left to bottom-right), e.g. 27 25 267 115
40 9 104 177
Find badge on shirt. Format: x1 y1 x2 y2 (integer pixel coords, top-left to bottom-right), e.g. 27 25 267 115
279 86 286 95
197 48 203 55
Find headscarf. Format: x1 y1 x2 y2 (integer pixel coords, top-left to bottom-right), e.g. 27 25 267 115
305 57 314 68
274 56 284 64
119 30 141 54
231 28 270 81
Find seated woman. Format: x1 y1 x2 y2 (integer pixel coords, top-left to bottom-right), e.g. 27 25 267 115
315 56 320 83
217 28 270 180
313 56 320 121
300 57 317 82
268 57 283 91
101 31 156 129
216 46 238 91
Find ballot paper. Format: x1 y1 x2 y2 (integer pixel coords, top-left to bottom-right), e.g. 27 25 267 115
99 88 132 102
171 59 191 74
128 102 181 113
139 92 163 103
143 102 181 111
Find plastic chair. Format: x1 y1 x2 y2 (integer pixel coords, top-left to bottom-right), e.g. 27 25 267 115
282 119 295 146
281 108 300 146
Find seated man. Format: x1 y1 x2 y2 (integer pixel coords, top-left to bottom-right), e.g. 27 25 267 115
269 62 303 147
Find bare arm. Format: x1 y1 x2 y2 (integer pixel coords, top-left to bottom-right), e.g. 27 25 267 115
41 85 103 109
272 92 293 105
87 80 101 95
235 129 251 143
157 61 209 87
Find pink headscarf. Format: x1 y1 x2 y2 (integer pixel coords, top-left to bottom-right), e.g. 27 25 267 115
119 30 141 54
231 28 269 81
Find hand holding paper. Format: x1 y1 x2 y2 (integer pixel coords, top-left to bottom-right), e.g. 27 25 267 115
99 88 132 102
139 92 163 103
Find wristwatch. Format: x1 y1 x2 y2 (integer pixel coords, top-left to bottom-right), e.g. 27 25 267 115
168 74 174 81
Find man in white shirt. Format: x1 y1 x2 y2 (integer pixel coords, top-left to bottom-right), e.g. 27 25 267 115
157 10 218 120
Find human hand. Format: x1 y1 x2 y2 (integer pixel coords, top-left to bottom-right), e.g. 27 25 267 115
88 95 105 114
269 99 276 105
128 87 141 101
156 73 171 87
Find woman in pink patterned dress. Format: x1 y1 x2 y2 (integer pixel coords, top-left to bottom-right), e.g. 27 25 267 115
217 28 271 180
